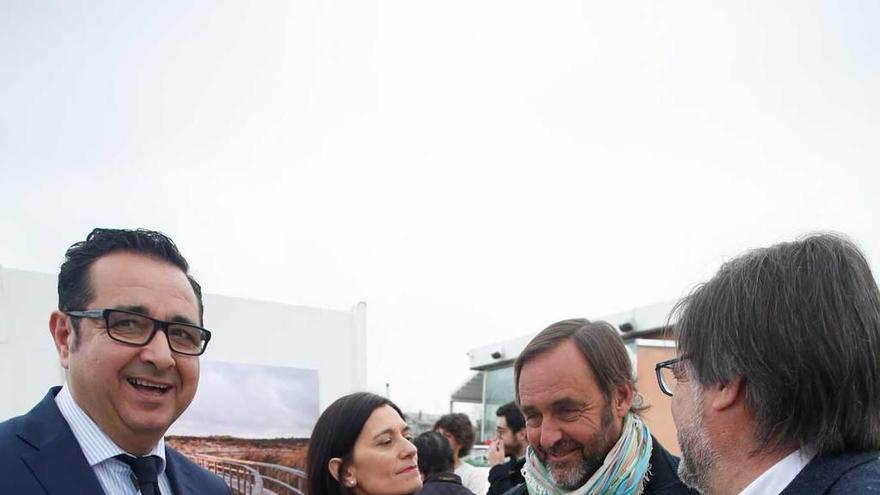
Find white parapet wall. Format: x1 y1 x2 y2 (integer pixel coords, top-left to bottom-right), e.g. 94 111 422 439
0 267 65 420
0 266 367 420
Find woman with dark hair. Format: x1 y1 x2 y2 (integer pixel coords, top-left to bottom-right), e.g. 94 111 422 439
413 431 475 495
307 392 422 495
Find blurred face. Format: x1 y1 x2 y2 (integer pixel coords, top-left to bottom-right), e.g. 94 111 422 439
50 251 201 455
350 405 422 495
518 340 631 490
672 374 717 494
496 416 524 457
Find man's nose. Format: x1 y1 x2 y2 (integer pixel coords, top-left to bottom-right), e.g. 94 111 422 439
539 417 563 450
140 328 176 369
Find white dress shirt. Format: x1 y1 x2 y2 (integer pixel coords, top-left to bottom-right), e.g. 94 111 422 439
55 385 174 495
739 448 815 495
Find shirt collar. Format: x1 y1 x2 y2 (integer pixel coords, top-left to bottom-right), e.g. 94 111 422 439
54 384 167 473
739 448 815 495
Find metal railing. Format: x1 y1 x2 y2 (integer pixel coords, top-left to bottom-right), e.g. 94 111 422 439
194 453 307 495
194 454 264 494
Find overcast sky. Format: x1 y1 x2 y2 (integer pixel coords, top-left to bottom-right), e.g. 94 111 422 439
1 1 878 414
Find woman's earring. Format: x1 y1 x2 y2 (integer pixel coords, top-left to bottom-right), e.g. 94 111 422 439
346 479 357 487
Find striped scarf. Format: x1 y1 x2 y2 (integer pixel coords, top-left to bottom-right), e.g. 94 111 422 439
522 413 653 495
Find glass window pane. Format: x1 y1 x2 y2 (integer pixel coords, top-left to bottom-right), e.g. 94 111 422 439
481 366 515 442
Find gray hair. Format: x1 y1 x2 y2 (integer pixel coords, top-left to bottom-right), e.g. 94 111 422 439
672 233 880 454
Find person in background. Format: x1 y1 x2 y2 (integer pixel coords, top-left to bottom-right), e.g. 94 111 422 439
510 318 692 495
307 392 422 495
0 228 229 495
487 402 526 495
434 413 490 495
663 234 880 494
413 431 475 495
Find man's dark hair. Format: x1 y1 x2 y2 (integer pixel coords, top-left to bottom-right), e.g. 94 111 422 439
58 228 204 330
514 319 646 414
672 233 880 455
307 392 406 495
413 431 455 477
496 401 525 433
433 413 475 458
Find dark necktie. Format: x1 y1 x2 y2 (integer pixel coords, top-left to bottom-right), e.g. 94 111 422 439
115 454 162 495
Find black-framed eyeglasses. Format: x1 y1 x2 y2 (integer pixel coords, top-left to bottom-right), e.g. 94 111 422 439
655 356 688 397
65 308 211 356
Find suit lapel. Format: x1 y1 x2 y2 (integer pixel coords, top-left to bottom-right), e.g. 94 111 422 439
17 388 105 495
165 446 195 495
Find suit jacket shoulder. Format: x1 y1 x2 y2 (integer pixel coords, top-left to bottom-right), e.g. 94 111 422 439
781 451 880 495
0 409 35 483
0 387 231 495
0 387 105 495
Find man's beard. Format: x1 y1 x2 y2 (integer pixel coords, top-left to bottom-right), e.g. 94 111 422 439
533 405 618 490
676 386 718 494
504 438 523 458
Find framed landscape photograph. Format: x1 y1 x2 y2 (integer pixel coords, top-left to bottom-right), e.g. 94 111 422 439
168 360 319 470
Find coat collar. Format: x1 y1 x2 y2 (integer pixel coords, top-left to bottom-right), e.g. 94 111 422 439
780 450 880 495
424 472 464 485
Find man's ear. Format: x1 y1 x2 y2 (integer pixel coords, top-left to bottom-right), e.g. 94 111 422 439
516 428 526 443
328 457 355 485
49 310 74 369
612 383 635 418
709 376 744 412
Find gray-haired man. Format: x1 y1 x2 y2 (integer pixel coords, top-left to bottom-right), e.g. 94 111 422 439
661 234 880 494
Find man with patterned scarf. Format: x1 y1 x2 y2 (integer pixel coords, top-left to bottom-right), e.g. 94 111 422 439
505 319 692 495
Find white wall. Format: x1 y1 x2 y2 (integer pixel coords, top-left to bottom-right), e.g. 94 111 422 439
0 266 366 420
203 294 367 411
0 267 66 419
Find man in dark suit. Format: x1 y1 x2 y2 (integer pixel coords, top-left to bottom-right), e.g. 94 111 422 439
661 234 880 494
0 228 230 494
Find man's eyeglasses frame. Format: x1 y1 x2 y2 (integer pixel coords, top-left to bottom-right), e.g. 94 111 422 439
655 355 688 397
64 308 212 356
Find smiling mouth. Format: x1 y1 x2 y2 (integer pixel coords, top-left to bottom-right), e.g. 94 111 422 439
128 378 171 395
546 448 581 463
